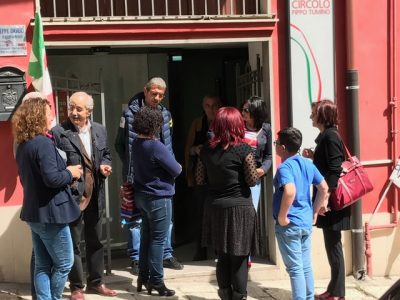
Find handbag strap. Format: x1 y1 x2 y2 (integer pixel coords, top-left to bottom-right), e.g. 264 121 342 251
334 130 352 160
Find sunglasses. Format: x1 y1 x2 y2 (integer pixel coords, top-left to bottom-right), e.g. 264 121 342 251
273 140 281 146
242 108 249 113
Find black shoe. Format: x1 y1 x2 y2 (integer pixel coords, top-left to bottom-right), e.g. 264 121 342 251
130 260 139 275
163 257 184 270
136 277 148 293
218 287 232 300
147 282 175 297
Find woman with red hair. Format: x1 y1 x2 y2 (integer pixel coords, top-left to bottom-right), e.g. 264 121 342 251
196 107 259 300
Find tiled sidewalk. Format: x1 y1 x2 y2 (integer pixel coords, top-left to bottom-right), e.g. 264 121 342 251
0 258 398 299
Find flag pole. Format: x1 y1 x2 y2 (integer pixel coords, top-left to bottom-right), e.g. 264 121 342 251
35 0 41 13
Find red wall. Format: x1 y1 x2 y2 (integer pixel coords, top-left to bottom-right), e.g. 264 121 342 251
3 0 398 215
0 1 34 206
351 0 399 213
273 0 399 214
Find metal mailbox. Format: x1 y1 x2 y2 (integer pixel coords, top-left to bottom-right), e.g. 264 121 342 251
0 66 26 121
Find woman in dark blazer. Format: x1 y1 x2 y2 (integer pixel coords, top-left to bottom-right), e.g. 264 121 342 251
12 97 82 300
303 100 348 300
241 96 272 211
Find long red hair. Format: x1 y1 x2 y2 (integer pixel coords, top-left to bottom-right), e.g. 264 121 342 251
209 107 245 149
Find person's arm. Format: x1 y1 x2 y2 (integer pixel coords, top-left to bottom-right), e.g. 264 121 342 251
312 180 329 224
125 110 138 182
100 127 112 166
324 134 344 192
195 156 207 185
278 183 296 226
99 126 112 177
154 141 182 178
257 123 272 177
52 126 81 166
37 138 75 188
244 152 259 187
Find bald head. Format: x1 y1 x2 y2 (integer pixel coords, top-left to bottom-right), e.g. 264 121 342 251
68 91 93 128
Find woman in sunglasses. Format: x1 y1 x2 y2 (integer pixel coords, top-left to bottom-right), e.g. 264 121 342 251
241 96 272 213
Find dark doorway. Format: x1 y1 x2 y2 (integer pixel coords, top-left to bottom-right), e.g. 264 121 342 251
167 47 248 246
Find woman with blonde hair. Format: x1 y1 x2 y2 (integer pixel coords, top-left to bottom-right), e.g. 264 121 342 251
12 97 82 300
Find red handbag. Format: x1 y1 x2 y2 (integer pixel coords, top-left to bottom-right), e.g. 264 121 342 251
330 143 374 211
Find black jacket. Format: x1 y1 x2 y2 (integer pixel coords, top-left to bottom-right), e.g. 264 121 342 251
114 92 173 183
313 126 351 230
52 119 112 213
254 122 272 174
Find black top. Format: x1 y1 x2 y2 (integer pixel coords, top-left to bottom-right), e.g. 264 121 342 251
196 143 258 208
313 126 351 230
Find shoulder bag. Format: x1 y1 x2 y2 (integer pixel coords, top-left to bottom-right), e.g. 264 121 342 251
330 142 374 211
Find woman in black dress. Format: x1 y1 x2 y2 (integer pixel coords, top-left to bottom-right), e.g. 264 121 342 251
303 100 348 300
196 107 259 300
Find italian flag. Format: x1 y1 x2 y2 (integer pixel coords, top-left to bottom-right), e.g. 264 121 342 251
28 11 55 116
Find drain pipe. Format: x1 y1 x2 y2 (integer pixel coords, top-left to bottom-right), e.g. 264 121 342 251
345 0 365 280
364 0 399 277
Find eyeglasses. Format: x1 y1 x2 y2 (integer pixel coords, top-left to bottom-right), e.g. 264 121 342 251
242 108 249 113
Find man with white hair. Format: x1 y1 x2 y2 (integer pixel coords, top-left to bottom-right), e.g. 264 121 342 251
52 91 115 300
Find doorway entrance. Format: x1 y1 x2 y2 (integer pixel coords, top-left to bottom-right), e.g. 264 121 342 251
47 44 271 264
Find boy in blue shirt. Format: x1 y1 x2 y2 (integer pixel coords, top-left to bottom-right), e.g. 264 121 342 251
273 127 329 300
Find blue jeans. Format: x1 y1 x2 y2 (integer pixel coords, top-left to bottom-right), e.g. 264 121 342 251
128 218 173 262
275 224 314 300
135 193 172 285
250 182 261 212
28 222 74 300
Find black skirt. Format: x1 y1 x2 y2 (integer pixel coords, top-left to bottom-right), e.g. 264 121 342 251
202 202 259 256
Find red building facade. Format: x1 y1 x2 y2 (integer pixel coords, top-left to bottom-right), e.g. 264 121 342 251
0 0 399 281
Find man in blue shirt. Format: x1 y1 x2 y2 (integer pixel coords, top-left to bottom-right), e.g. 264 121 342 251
273 127 329 300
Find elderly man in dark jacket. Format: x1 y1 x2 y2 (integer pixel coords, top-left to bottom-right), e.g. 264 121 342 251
114 77 183 275
52 91 114 300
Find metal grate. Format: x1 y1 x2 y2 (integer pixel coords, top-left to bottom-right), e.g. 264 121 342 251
236 54 263 105
40 0 262 18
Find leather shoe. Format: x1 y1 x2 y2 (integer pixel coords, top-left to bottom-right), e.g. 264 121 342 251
315 291 330 299
315 291 345 300
70 289 85 300
87 284 117 297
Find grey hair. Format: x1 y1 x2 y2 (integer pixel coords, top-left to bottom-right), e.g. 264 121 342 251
145 77 167 90
22 91 46 102
70 91 94 111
